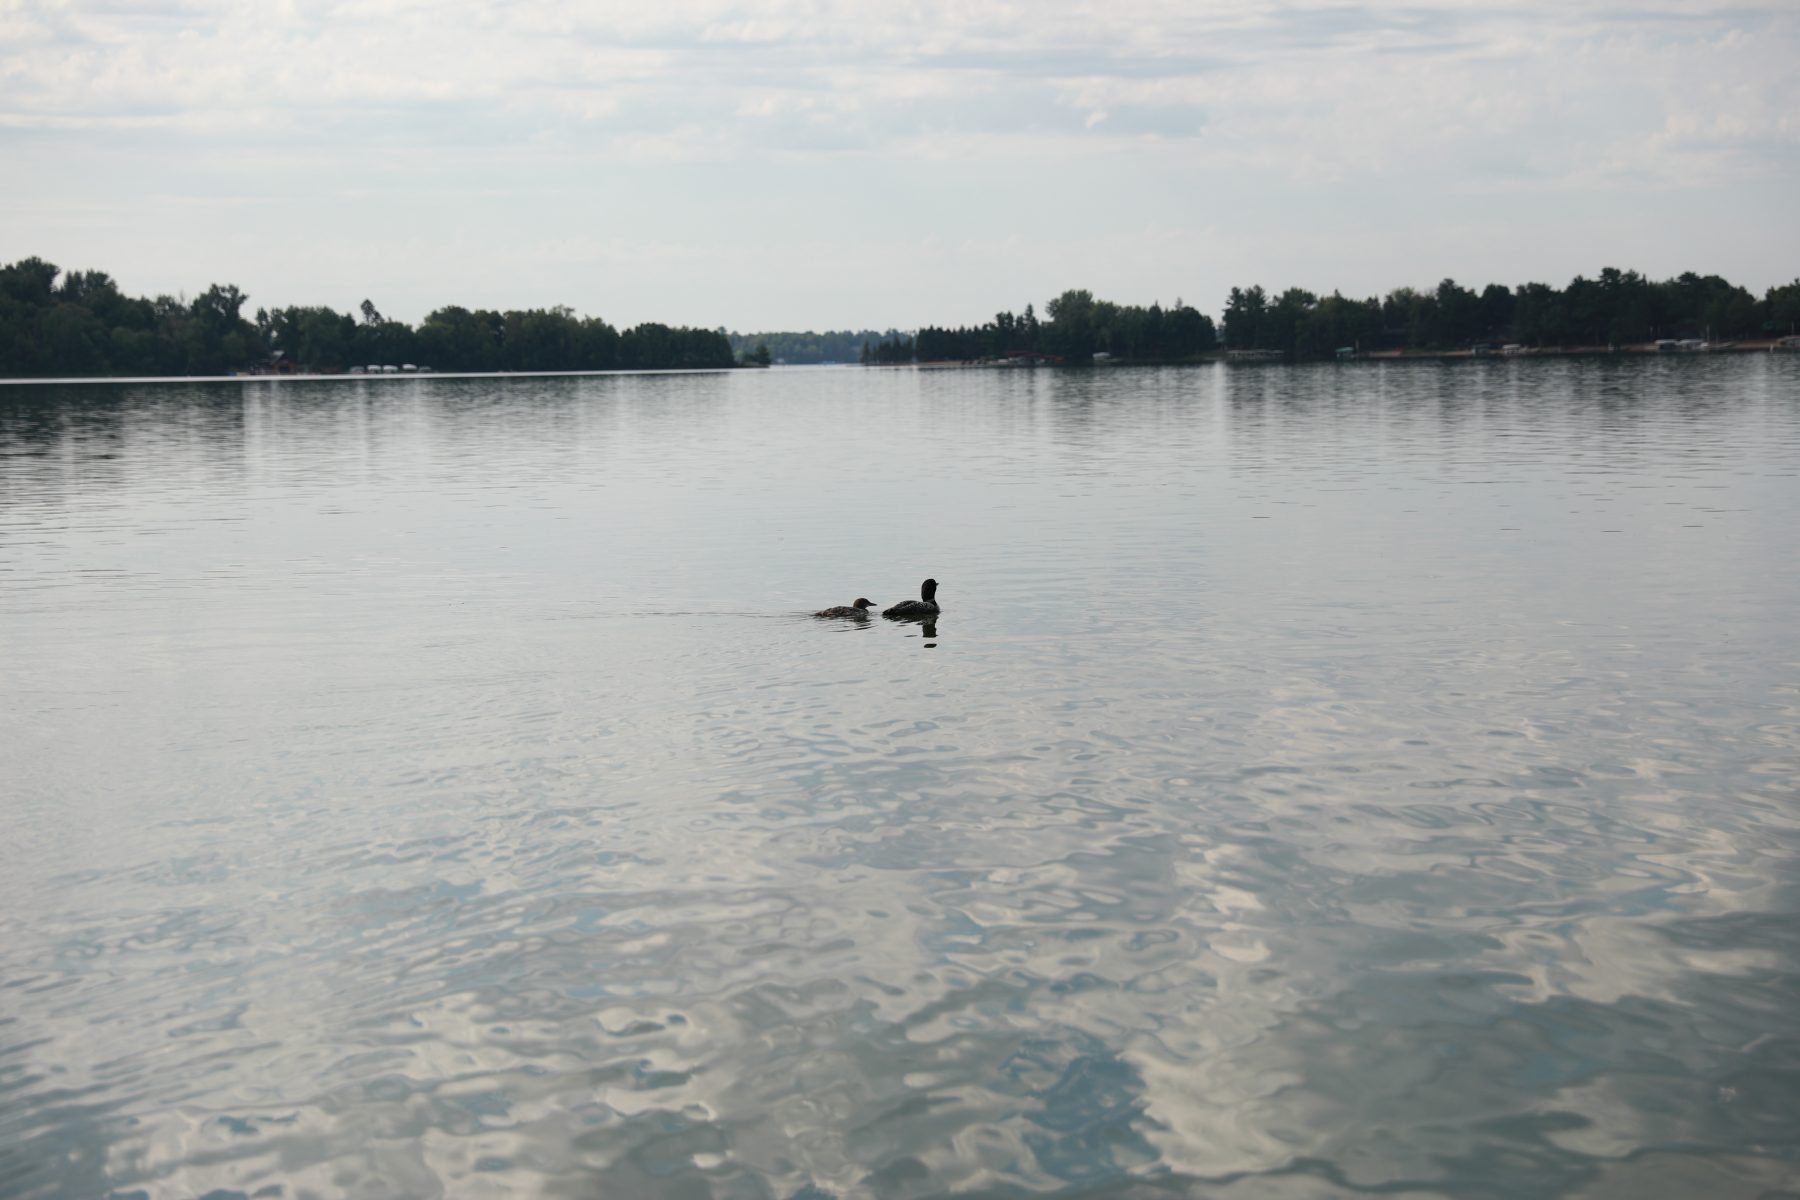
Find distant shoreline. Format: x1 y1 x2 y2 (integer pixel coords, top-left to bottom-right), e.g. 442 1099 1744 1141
10 257 1795 381
906 338 1795 369
5 339 1794 387
0 366 753 387
1348 338 1793 361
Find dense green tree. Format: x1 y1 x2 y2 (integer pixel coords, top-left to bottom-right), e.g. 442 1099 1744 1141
1290 292 1380 357
172 283 262 373
1511 282 1559 346
619 322 736 370
992 310 1019 353
902 290 1216 365
1162 301 1220 357
44 302 109 375
1478 284 1514 341
862 334 916 364
1222 286 1268 350
260 305 353 370
416 306 501 372
1766 279 1800 335
2 257 59 306
1432 279 1481 346
1044 288 1098 360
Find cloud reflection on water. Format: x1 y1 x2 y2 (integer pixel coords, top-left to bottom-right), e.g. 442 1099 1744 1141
1 361 1797 1197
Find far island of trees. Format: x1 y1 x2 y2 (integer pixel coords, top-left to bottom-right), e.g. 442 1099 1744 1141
725 329 893 365
864 292 1218 365
0 256 736 378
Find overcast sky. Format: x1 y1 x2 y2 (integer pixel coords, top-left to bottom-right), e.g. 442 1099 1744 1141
2 0 1796 329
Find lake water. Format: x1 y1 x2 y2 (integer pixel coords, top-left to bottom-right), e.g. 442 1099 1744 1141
2 359 1797 1199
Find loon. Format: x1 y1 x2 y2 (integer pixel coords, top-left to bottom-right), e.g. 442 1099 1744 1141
882 579 939 619
815 598 876 618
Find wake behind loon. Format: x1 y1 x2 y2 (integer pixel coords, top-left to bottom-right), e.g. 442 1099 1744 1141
882 578 939 619
815 598 876 618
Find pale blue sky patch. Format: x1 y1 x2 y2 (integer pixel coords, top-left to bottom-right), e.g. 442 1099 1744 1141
1 0 1794 328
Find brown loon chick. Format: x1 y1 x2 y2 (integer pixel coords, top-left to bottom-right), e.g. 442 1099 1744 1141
815 598 876 618
882 578 939 619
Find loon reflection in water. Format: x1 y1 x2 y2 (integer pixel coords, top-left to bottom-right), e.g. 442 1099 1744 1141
814 598 876 619
882 578 939 620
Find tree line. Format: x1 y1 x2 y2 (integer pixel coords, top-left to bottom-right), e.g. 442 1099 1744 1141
862 272 1800 364
1220 270 1800 358
865 291 1219 364
8 256 1798 378
726 329 892 365
0 256 737 378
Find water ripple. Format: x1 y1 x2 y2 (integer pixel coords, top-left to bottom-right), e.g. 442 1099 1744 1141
2 360 1798 1197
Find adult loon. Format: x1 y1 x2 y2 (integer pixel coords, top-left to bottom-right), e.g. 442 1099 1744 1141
882 579 939 619
815 598 876 618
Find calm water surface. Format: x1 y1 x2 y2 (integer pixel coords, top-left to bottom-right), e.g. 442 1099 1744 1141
2 360 1797 1199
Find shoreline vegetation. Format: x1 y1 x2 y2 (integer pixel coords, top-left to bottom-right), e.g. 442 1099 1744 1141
725 330 895 366
0 257 738 380
3 257 1797 381
863 275 1800 367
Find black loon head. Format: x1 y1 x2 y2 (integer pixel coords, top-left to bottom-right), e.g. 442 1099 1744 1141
920 578 938 602
853 598 875 610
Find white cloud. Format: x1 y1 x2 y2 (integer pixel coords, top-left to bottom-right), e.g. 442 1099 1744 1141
0 0 1795 326
2 0 1780 164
